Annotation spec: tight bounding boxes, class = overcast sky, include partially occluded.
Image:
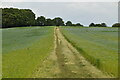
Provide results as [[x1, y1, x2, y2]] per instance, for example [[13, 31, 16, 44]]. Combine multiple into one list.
[[1, 0, 119, 26]]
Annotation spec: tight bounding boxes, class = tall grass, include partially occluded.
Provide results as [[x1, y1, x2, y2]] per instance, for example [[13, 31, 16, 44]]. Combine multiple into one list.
[[61, 27, 118, 77], [2, 27, 54, 78]]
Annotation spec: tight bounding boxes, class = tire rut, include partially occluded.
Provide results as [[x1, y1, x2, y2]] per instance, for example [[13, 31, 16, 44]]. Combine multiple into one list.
[[55, 27, 110, 78], [55, 28, 73, 77], [32, 27, 111, 78]]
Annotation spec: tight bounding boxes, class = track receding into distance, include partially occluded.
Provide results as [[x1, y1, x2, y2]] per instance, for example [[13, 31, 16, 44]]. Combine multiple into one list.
[[32, 27, 110, 78]]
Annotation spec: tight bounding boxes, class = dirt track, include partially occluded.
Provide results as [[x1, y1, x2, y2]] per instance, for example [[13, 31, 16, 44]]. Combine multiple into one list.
[[32, 27, 110, 78]]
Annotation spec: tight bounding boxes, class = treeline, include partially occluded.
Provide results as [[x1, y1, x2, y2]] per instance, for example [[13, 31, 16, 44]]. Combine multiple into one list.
[[89, 23, 120, 27], [89, 23, 107, 27], [1, 8, 120, 28], [112, 23, 120, 27], [2, 8, 83, 28], [2, 8, 36, 28]]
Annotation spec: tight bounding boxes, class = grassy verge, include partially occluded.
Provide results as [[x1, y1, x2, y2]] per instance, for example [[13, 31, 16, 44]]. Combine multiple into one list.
[[2, 27, 54, 78], [0, 29, 2, 79], [60, 27, 118, 77]]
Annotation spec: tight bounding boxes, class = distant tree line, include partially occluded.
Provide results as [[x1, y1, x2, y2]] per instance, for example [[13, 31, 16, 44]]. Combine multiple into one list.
[[112, 23, 120, 27], [1, 8, 120, 28], [89, 23, 107, 27], [66, 21, 83, 26], [89, 23, 120, 27], [1, 8, 83, 28]]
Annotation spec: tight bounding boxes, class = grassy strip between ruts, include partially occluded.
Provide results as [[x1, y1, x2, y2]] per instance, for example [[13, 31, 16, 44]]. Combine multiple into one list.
[[2, 27, 54, 78], [60, 27, 118, 77]]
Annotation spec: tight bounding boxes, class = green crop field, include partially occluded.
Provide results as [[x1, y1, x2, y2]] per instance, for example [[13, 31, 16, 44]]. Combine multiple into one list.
[[60, 27, 118, 77], [0, 29, 2, 79], [2, 27, 54, 78], [2, 26, 118, 78]]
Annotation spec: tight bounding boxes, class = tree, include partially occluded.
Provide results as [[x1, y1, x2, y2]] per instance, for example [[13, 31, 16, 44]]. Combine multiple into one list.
[[66, 21, 72, 26], [101, 23, 107, 27], [89, 23, 95, 27], [95, 24, 102, 27], [89, 23, 107, 27], [2, 8, 35, 28], [0, 8, 1, 28], [36, 16, 46, 26], [53, 17, 64, 26], [75, 23, 83, 26], [46, 18, 54, 26], [112, 23, 120, 27]]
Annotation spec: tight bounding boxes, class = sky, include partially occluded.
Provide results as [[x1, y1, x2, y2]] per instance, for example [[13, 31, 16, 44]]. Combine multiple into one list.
[[1, 0, 119, 26]]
